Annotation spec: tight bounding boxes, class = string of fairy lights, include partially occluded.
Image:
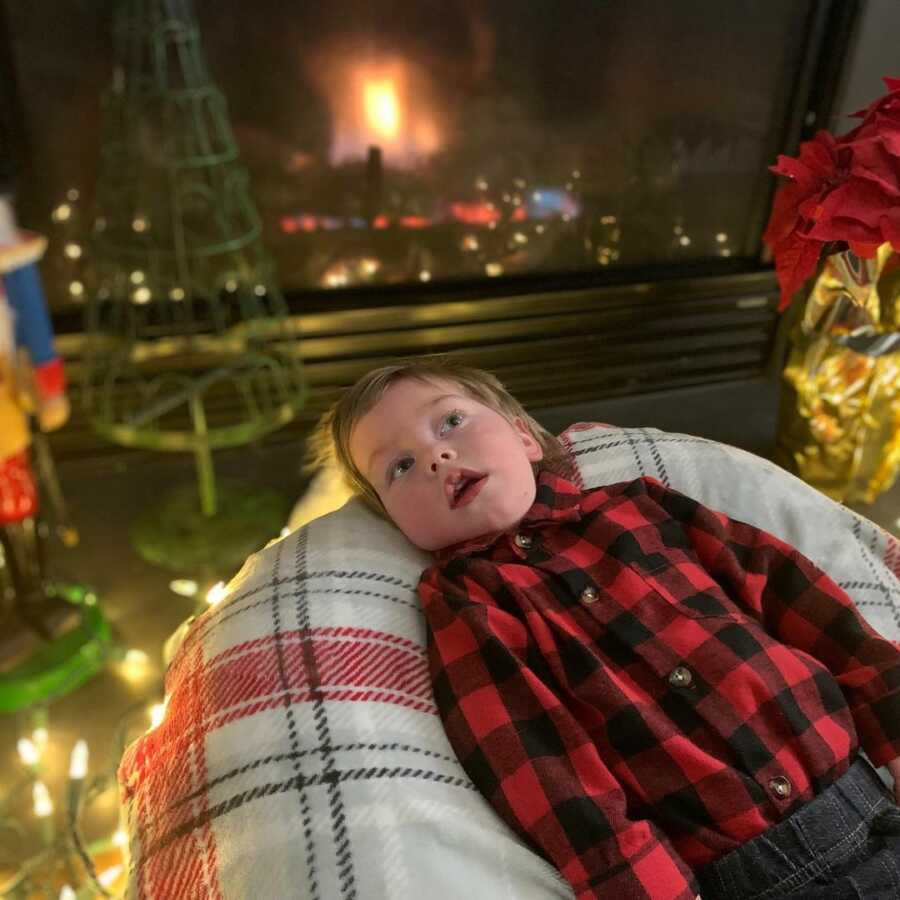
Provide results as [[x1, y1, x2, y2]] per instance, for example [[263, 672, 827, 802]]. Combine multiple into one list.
[[1, 582, 228, 898]]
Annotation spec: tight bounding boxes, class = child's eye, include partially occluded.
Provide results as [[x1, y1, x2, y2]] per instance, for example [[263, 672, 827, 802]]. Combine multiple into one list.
[[389, 456, 414, 482], [439, 410, 465, 435]]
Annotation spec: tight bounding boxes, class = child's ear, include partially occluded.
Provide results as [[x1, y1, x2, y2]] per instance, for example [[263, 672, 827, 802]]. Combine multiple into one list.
[[514, 418, 544, 462]]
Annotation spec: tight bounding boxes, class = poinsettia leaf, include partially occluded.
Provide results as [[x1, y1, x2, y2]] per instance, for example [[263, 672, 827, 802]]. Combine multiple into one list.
[[797, 193, 826, 220], [883, 76, 900, 93], [881, 208, 900, 251], [770, 132, 838, 188], [798, 133, 838, 178], [847, 134, 900, 196], [773, 236, 823, 310], [769, 154, 817, 189], [874, 109, 900, 157], [808, 179, 895, 239], [809, 212, 883, 244], [763, 182, 804, 244], [847, 241, 881, 258]]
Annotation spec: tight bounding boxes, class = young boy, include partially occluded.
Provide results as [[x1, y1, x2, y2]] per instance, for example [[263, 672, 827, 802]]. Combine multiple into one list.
[[324, 359, 900, 900]]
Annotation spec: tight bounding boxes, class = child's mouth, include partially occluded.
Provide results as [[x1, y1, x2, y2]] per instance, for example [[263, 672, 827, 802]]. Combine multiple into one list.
[[446, 471, 488, 509]]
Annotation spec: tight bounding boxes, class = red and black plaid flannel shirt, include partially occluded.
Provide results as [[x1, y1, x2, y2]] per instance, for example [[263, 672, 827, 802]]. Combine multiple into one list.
[[418, 471, 900, 900]]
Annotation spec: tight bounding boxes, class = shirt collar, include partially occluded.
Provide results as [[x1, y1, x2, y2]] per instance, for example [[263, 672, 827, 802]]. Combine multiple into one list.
[[435, 469, 583, 562]]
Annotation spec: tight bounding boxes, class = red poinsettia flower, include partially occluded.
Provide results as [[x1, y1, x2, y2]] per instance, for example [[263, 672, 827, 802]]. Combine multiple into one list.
[[764, 76, 900, 310]]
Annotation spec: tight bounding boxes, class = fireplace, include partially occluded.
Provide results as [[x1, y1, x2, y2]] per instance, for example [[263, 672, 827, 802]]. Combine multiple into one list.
[[0, 0, 862, 458]]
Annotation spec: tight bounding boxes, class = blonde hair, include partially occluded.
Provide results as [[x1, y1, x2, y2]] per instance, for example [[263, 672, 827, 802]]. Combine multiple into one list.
[[309, 358, 571, 517]]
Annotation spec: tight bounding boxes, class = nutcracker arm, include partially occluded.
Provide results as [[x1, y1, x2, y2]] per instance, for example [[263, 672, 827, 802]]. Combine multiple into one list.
[[5, 262, 64, 377], [1, 228, 70, 430]]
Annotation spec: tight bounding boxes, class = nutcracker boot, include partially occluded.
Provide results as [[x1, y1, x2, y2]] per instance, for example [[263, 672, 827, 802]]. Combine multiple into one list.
[[0, 518, 80, 645]]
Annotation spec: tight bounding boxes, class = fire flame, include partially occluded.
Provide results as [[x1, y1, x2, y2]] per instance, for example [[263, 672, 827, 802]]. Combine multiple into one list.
[[364, 79, 401, 140], [311, 51, 443, 169]]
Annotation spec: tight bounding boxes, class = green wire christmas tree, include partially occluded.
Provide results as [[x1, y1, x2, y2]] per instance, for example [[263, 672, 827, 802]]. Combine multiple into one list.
[[84, 0, 306, 570]]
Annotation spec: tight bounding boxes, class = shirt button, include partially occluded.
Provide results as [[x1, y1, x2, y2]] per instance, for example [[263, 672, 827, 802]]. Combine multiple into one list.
[[580, 586, 599, 604], [514, 533, 532, 549], [769, 776, 792, 799], [668, 665, 694, 688]]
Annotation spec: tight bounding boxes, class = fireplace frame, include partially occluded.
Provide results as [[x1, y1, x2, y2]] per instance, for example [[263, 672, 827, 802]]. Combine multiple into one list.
[[0, 0, 864, 460]]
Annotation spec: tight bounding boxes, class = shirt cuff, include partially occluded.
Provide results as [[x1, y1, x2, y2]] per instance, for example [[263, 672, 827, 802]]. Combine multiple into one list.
[[563, 829, 699, 900], [853, 688, 900, 767]]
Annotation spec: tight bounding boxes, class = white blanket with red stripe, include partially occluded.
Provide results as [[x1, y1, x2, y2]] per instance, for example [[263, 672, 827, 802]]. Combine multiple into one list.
[[119, 425, 900, 899]]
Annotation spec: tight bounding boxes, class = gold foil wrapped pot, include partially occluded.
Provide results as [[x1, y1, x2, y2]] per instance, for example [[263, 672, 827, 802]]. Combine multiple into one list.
[[777, 244, 900, 503]]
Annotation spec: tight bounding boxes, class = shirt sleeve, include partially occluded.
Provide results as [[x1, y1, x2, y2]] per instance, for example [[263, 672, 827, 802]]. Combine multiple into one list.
[[641, 477, 900, 768], [419, 566, 700, 900]]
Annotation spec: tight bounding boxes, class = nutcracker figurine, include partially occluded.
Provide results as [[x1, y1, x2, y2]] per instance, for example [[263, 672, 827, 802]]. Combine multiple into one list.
[[0, 186, 76, 660]]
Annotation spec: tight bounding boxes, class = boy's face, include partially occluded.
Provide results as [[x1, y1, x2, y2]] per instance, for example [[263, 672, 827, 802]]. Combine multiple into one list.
[[349, 377, 544, 551]]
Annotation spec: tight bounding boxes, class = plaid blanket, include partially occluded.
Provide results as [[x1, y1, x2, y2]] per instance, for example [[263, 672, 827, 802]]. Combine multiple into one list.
[[119, 425, 900, 899]]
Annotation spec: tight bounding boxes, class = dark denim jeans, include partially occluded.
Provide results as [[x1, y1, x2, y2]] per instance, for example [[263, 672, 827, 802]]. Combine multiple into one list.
[[695, 758, 900, 900]]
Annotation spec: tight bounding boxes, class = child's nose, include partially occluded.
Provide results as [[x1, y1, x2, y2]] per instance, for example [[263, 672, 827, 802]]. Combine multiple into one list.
[[430, 448, 455, 472]]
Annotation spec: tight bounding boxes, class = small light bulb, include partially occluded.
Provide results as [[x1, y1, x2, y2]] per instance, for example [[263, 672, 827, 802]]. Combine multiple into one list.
[[485, 262, 504, 278], [64, 242, 82, 260], [280, 526, 291, 538], [17, 737, 40, 766], [69, 739, 89, 780], [130, 270, 145, 285], [69, 281, 84, 298], [133, 286, 152, 304], [170, 287, 186, 301], [33, 781, 53, 817], [418, 270, 432, 282], [98, 864, 123, 888], [32, 727, 49, 749], [149, 700, 167, 730], [52, 204, 72, 223], [206, 581, 227, 606], [113, 828, 129, 847], [59, 886, 77, 900], [169, 579, 198, 597], [120, 647, 151, 683]]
